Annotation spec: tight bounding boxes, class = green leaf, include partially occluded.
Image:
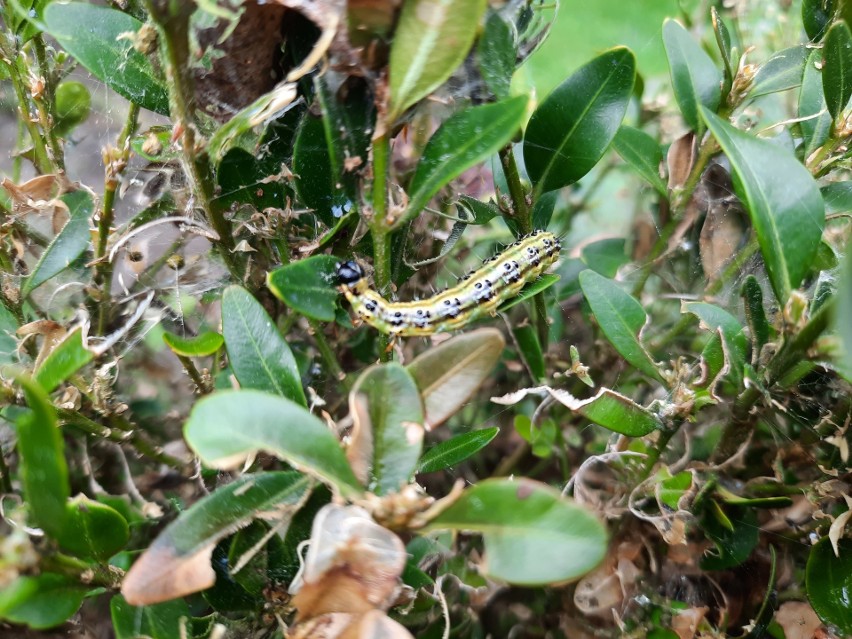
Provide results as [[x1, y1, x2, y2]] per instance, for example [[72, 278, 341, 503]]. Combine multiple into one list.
[[16, 377, 69, 538], [662, 19, 722, 132], [477, 12, 516, 99], [0, 574, 87, 629], [418, 427, 499, 474], [684, 301, 748, 388], [58, 496, 129, 561], [121, 472, 309, 605], [802, 0, 835, 41], [700, 505, 758, 570], [711, 7, 734, 85], [53, 80, 91, 137], [823, 21, 852, 119], [22, 190, 93, 298], [407, 328, 505, 428], [658, 470, 693, 510], [513, 324, 545, 381], [184, 390, 362, 497], [455, 195, 501, 225], [388, 0, 488, 120], [402, 96, 528, 227], [216, 148, 286, 212], [540, 386, 660, 436], [579, 270, 662, 381], [821, 181, 852, 213], [111, 594, 191, 639], [0, 303, 17, 365], [807, 538, 852, 634], [424, 479, 607, 585], [222, 286, 306, 406], [581, 238, 629, 278], [611, 126, 667, 196], [162, 331, 224, 357], [740, 276, 771, 362], [799, 49, 833, 158], [497, 273, 560, 312], [292, 113, 348, 227], [267, 255, 340, 322], [524, 47, 635, 194], [43, 3, 169, 114], [349, 364, 424, 494], [749, 45, 808, 98], [33, 327, 93, 393], [838, 250, 852, 378], [701, 108, 825, 303]]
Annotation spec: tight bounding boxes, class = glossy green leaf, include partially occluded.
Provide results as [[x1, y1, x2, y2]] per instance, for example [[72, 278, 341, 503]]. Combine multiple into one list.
[[750, 45, 807, 98], [388, 0, 488, 120], [6, 0, 50, 43], [162, 331, 224, 357], [684, 301, 748, 387], [700, 505, 758, 570], [22, 190, 92, 298], [581, 238, 629, 278], [418, 427, 499, 473], [43, 3, 169, 114], [349, 363, 424, 494], [802, 0, 835, 41], [267, 255, 340, 322], [524, 47, 635, 194], [579, 270, 662, 381], [293, 113, 347, 227], [16, 378, 69, 538], [663, 19, 722, 132], [658, 470, 693, 510], [33, 327, 93, 393], [513, 324, 545, 381], [540, 386, 660, 436], [701, 108, 825, 303], [0, 574, 87, 630], [111, 594, 191, 639], [696, 330, 726, 396], [455, 195, 501, 225], [58, 496, 129, 561], [711, 7, 734, 84], [0, 304, 17, 365], [823, 21, 852, 119], [807, 538, 852, 634], [424, 479, 607, 585], [121, 472, 309, 605], [478, 12, 516, 99], [821, 181, 852, 213], [612, 126, 667, 196], [497, 273, 560, 312], [216, 148, 286, 212], [740, 276, 771, 361], [402, 96, 528, 227], [184, 390, 362, 497], [838, 250, 852, 378], [53, 80, 91, 137], [222, 286, 306, 406], [799, 49, 833, 158]]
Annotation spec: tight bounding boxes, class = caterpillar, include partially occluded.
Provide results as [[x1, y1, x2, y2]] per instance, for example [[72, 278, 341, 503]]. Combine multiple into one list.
[[337, 231, 561, 336]]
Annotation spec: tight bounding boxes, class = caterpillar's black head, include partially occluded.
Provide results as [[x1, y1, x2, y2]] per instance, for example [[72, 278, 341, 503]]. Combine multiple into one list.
[[336, 260, 364, 286]]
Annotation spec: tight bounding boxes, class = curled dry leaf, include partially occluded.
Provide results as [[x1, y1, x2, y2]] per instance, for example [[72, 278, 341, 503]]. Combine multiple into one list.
[[828, 494, 852, 557], [667, 132, 695, 192], [346, 393, 373, 486], [289, 609, 414, 639], [573, 546, 641, 620], [290, 504, 406, 622], [671, 606, 708, 639]]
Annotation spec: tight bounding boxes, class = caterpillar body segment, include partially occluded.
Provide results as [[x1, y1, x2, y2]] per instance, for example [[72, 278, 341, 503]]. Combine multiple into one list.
[[336, 231, 561, 336]]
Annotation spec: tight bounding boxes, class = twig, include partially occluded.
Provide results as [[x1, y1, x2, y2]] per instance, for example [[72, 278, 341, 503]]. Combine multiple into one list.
[[30, 35, 66, 173], [370, 130, 393, 361]]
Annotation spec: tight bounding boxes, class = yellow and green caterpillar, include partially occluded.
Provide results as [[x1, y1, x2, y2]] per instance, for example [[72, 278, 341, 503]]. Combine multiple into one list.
[[337, 231, 561, 336]]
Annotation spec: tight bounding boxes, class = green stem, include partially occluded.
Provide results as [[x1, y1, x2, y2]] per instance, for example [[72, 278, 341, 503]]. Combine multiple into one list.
[[30, 35, 65, 173], [642, 425, 678, 478], [1, 54, 53, 174], [712, 298, 835, 462], [309, 319, 350, 391], [143, 0, 240, 281], [177, 353, 211, 394], [370, 131, 393, 361], [95, 102, 140, 336], [41, 553, 124, 589]]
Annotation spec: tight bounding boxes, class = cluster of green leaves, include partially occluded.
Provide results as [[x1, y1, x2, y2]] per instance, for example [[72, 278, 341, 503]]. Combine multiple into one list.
[[0, 0, 851, 637]]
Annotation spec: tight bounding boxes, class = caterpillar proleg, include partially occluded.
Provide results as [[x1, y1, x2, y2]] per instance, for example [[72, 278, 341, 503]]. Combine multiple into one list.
[[337, 231, 561, 336]]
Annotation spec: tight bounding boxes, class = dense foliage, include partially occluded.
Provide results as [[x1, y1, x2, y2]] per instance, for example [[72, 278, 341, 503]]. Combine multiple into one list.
[[0, 0, 851, 637]]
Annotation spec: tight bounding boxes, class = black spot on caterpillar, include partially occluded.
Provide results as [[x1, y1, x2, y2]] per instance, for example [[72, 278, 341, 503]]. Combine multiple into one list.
[[337, 231, 561, 336]]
